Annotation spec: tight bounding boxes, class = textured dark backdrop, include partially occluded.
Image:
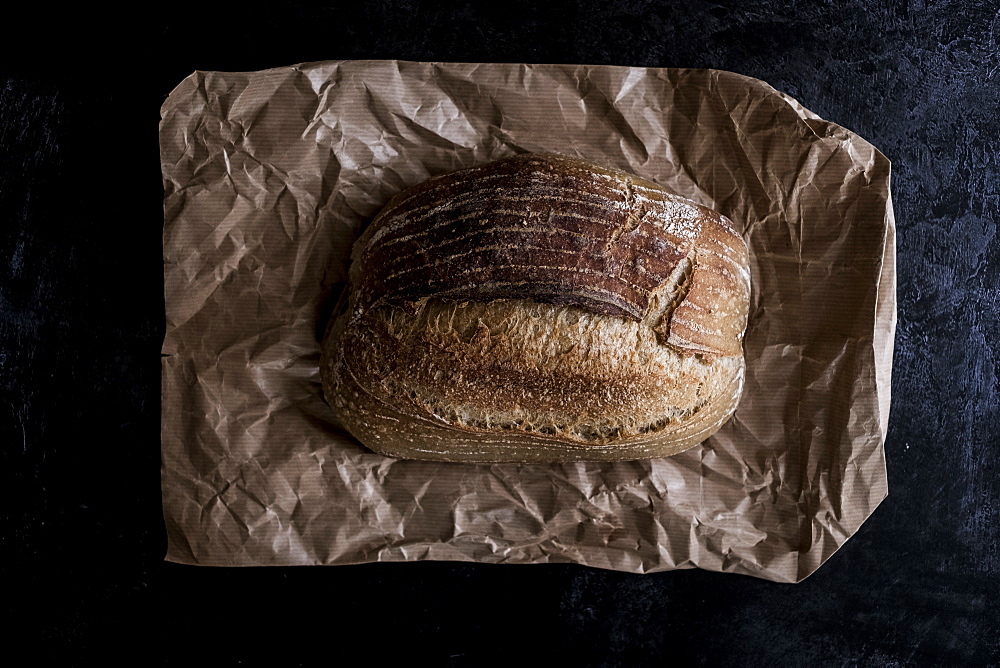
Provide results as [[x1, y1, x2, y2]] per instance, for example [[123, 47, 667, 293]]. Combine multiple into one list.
[[3, 1, 998, 664]]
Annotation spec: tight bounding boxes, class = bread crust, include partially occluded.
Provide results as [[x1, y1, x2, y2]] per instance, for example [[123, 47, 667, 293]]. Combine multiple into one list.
[[321, 154, 750, 462]]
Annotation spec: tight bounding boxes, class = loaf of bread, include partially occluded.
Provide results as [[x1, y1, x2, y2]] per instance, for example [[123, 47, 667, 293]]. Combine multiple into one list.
[[320, 154, 750, 462]]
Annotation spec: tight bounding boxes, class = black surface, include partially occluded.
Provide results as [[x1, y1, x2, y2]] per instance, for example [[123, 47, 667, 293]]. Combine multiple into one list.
[[4, 1, 998, 664]]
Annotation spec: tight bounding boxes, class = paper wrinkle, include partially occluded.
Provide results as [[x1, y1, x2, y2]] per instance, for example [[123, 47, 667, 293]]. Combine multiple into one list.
[[160, 61, 894, 582]]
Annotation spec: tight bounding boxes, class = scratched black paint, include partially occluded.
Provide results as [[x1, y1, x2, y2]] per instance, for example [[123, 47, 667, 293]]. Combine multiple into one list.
[[4, 0, 997, 663]]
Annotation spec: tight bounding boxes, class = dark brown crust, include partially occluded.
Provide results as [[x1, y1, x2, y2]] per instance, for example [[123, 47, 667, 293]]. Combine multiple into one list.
[[350, 153, 749, 357]]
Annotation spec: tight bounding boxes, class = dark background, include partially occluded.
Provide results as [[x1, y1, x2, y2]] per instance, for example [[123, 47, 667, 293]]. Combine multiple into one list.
[[3, 1, 998, 664]]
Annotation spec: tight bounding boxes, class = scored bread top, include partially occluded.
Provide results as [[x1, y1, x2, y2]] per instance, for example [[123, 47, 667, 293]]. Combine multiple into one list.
[[349, 153, 749, 357]]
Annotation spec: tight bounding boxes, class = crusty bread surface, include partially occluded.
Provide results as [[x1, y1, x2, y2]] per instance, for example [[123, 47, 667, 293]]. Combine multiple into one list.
[[321, 153, 750, 462]]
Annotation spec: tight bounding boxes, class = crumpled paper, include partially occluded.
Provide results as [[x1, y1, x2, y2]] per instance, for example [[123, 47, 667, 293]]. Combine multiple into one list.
[[159, 60, 894, 582]]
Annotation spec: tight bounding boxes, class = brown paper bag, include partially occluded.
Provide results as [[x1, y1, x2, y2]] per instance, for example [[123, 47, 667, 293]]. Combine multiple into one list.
[[160, 61, 894, 582]]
